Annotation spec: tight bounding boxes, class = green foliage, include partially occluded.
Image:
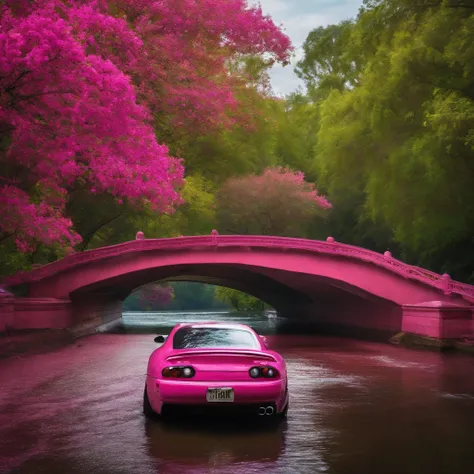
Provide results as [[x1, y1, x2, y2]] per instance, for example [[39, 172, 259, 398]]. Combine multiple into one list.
[[77, 174, 217, 249], [0, 240, 32, 276], [123, 281, 271, 312], [168, 282, 227, 311], [123, 282, 240, 311], [295, 21, 361, 90], [4, 0, 474, 287], [180, 96, 281, 183], [271, 96, 321, 181], [214, 286, 269, 312], [137, 174, 218, 238], [298, 0, 474, 281]]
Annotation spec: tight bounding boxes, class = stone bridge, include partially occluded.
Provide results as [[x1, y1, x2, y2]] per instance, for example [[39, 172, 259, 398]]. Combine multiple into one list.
[[1, 233, 473, 340]]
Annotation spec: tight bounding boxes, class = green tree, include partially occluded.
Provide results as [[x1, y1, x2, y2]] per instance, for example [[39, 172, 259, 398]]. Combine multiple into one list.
[[214, 286, 269, 311], [298, 0, 474, 281], [169, 282, 228, 310], [295, 21, 362, 91]]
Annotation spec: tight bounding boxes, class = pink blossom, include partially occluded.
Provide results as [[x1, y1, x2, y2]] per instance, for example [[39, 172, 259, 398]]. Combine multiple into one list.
[[217, 167, 332, 236], [0, 0, 292, 252]]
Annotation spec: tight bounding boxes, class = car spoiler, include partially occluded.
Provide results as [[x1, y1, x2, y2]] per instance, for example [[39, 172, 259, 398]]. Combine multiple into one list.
[[166, 349, 277, 362]]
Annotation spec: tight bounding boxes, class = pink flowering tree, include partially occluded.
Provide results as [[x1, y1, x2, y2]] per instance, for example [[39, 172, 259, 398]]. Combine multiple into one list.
[[217, 167, 332, 236], [0, 0, 292, 260], [105, 0, 292, 131], [123, 283, 174, 311], [137, 283, 175, 311], [0, 0, 183, 254]]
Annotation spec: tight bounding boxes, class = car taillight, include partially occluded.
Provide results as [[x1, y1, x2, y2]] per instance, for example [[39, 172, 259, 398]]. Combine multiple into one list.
[[249, 366, 279, 378], [162, 366, 195, 378]]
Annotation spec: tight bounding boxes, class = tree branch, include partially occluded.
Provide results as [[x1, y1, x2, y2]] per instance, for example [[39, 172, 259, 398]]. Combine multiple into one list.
[[0, 231, 16, 244], [10, 89, 77, 107], [79, 213, 124, 250], [3, 69, 31, 93]]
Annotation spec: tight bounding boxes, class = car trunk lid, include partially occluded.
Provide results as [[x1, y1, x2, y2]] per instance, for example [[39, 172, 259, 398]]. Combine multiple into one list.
[[165, 349, 277, 381]]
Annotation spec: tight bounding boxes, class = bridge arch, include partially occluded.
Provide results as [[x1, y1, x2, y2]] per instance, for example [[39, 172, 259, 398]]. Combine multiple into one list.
[[69, 263, 310, 312], [3, 235, 473, 339]]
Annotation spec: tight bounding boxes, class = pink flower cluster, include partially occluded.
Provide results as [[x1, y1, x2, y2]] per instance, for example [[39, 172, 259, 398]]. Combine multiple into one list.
[[237, 167, 332, 210], [0, 0, 292, 252], [109, 0, 293, 129], [217, 167, 331, 236], [0, 186, 81, 253], [138, 283, 174, 309]]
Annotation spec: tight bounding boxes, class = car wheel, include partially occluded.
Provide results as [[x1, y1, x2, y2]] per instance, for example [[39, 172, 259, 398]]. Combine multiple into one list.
[[143, 384, 157, 419], [279, 401, 289, 418]]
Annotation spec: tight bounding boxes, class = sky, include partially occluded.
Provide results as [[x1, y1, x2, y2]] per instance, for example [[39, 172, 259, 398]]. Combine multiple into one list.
[[250, 0, 363, 95]]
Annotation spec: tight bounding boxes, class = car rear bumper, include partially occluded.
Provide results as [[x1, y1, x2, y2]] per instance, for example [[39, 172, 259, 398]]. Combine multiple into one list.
[[146, 376, 288, 414], [162, 402, 277, 419]]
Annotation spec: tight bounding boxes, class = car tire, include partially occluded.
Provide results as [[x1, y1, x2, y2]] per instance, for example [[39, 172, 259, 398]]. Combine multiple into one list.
[[143, 384, 157, 419], [279, 382, 289, 418]]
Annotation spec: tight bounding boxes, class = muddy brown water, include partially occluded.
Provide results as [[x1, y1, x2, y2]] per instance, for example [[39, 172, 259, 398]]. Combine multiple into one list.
[[1, 311, 473, 474]]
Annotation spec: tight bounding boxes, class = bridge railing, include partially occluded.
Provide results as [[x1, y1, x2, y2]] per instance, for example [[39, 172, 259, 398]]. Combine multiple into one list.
[[2, 235, 474, 301], [212, 236, 468, 297]]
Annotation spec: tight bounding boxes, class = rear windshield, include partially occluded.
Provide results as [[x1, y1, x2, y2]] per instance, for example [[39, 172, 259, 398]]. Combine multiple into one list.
[[173, 327, 258, 350]]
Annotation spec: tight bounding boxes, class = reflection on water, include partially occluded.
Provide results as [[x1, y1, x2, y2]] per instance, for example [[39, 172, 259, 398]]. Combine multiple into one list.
[[0, 311, 474, 474], [146, 418, 287, 473]]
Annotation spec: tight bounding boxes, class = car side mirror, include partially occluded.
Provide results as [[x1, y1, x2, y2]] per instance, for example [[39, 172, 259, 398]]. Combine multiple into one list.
[[260, 335, 268, 344], [154, 335, 165, 343]]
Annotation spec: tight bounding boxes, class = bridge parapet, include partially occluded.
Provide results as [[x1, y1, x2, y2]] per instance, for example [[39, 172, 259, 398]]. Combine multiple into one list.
[[2, 235, 474, 302]]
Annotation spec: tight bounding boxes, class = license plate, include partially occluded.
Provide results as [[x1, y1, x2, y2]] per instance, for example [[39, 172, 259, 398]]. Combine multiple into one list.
[[206, 388, 234, 403]]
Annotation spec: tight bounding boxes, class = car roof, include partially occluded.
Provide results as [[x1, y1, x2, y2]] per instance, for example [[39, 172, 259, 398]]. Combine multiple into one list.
[[173, 321, 254, 331]]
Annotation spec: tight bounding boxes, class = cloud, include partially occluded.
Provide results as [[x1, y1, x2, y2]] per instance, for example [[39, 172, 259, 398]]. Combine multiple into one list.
[[254, 0, 291, 14], [250, 0, 363, 95], [282, 13, 333, 45]]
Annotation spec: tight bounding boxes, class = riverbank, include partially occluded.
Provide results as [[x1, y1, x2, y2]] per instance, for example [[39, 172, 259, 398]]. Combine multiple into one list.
[[390, 331, 474, 355], [2, 321, 473, 360], [0, 318, 122, 359], [0, 329, 77, 359]]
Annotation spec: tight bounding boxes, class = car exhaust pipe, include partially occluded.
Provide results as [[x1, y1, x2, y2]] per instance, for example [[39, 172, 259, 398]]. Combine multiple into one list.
[[265, 406, 274, 416], [257, 406, 266, 416]]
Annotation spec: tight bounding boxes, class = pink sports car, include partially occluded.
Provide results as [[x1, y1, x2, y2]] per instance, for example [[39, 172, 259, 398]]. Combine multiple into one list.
[[143, 322, 289, 419]]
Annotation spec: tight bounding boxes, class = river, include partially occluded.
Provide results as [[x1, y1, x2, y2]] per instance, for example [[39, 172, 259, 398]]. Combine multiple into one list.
[[1, 311, 474, 474]]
